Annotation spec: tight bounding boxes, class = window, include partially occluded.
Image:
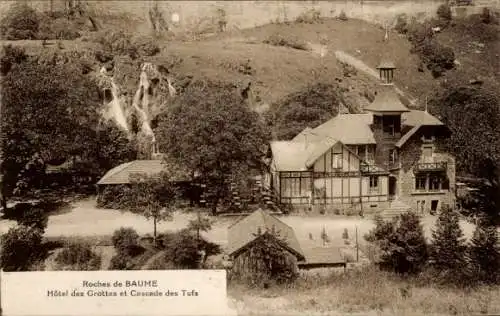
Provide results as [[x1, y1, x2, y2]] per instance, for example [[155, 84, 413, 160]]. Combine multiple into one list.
[[358, 145, 367, 161], [431, 200, 439, 212], [332, 153, 342, 170], [369, 176, 378, 191], [366, 145, 375, 162], [389, 149, 398, 165], [422, 145, 433, 162], [429, 175, 442, 191], [415, 175, 427, 190]]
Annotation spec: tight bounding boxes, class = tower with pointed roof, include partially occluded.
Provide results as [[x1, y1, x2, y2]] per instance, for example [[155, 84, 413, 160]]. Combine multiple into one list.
[[365, 59, 409, 191]]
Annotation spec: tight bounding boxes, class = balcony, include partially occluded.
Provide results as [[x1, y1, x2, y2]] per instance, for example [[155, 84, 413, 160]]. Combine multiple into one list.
[[360, 164, 387, 174], [415, 162, 447, 172]]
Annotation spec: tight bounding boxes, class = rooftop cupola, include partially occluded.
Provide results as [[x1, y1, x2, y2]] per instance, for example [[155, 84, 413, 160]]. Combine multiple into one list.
[[377, 60, 396, 85]]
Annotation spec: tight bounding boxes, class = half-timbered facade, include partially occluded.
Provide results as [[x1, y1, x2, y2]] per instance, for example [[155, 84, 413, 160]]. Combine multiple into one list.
[[268, 60, 456, 214]]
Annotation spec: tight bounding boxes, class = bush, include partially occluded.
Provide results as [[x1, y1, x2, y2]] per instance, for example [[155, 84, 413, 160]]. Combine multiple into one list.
[[395, 14, 409, 34], [338, 10, 348, 21], [437, 4, 452, 22], [37, 16, 81, 40], [263, 33, 309, 51], [109, 252, 135, 270], [295, 9, 322, 24], [112, 227, 139, 251], [54, 242, 101, 270], [0, 3, 40, 40], [157, 230, 221, 269], [132, 36, 161, 57], [0, 226, 43, 271], [1, 44, 27, 76], [365, 213, 428, 274]]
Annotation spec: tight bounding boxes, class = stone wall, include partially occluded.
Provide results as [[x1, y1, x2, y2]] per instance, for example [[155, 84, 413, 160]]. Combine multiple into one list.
[[398, 131, 456, 214]]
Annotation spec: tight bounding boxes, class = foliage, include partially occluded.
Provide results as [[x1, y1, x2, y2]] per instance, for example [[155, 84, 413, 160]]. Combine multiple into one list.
[[0, 45, 28, 76], [97, 185, 134, 209], [0, 58, 101, 203], [0, 226, 43, 271], [365, 213, 428, 275], [132, 36, 161, 57], [156, 79, 270, 214], [468, 222, 500, 284], [436, 4, 452, 23], [157, 229, 221, 269], [429, 205, 468, 285], [394, 14, 409, 35], [407, 23, 455, 78], [111, 227, 140, 251], [430, 86, 500, 224], [0, 3, 40, 40], [37, 15, 81, 40], [54, 242, 101, 270], [125, 173, 178, 244], [109, 252, 135, 270], [267, 82, 341, 140], [338, 10, 348, 22], [295, 9, 322, 24], [263, 33, 309, 51], [91, 31, 161, 59]]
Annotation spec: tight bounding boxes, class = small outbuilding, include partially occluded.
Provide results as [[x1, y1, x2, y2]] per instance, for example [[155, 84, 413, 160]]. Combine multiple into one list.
[[227, 209, 306, 275]]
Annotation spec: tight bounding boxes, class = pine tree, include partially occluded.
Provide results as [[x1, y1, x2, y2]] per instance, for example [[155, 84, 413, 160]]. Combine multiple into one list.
[[365, 213, 428, 274], [430, 205, 467, 283], [468, 222, 500, 284]]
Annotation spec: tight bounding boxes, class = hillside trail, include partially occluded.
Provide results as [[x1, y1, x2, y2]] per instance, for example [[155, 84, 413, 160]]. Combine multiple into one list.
[[334, 50, 417, 106]]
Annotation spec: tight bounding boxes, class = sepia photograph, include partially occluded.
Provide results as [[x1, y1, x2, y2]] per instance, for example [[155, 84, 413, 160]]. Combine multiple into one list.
[[0, 0, 499, 315]]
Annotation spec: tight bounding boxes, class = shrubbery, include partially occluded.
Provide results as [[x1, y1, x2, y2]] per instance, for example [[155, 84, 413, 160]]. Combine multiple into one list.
[[295, 9, 322, 24], [112, 227, 140, 251], [0, 3, 40, 40], [91, 31, 161, 59], [263, 33, 309, 51], [407, 23, 455, 78], [0, 226, 44, 271], [365, 213, 428, 274], [394, 14, 409, 34], [436, 4, 452, 23], [1, 45, 28, 76], [54, 242, 102, 270]]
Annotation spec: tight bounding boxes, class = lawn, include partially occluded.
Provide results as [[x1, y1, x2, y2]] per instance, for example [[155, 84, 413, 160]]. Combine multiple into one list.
[[0, 196, 478, 253]]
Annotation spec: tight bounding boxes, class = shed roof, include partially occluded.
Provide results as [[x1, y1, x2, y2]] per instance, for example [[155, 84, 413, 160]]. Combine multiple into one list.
[[364, 85, 410, 113], [227, 209, 305, 260], [97, 160, 191, 185]]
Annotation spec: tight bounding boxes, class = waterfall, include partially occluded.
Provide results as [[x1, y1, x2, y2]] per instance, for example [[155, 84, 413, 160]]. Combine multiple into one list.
[[109, 82, 129, 132], [132, 63, 156, 142]]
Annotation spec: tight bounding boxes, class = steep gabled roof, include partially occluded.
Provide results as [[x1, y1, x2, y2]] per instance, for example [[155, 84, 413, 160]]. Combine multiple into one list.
[[270, 141, 311, 171], [97, 160, 191, 185], [312, 114, 376, 144], [227, 209, 305, 260], [364, 85, 410, 113], [396, 110, 445, 148], [292, 127, 313, 142], [376, 60, 396, 69]]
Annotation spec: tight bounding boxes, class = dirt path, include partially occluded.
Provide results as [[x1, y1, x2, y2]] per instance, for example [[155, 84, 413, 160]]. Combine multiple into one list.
[[334, 50, 417, 106]]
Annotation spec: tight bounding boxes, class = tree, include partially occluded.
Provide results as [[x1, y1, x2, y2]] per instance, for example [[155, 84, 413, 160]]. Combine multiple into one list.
[[1, 57, 102, 206], [127, 173, 178, 245], [429, 205, 468, 284], [0, 226, 43, 271], [436, 4, 452, 23], [268, 82, 342, 140], [0, 2, 40, 40], [365, 213, 428, 275], [156, 79, 270, 215], [468, 222, 500, 284], [430, 86, 500, 224], [187, 210, 213, 244]]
